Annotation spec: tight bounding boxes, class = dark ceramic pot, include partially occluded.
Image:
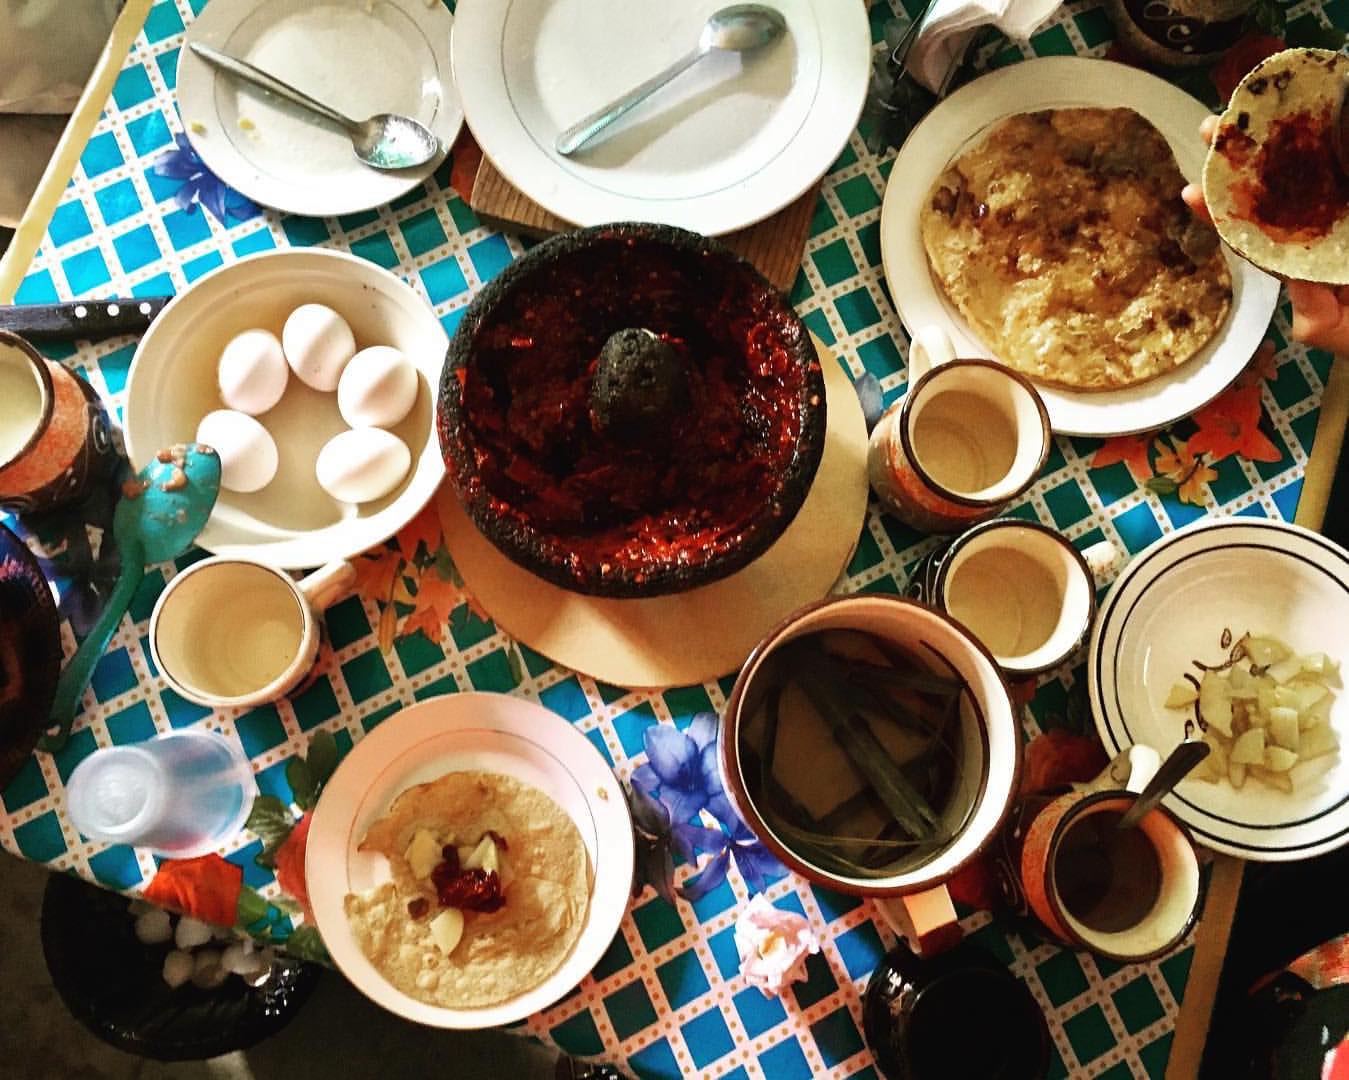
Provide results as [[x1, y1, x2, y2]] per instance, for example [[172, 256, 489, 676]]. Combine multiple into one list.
[[862, 942, 1050, 1080], [438, 222, 826, 598], [0, 521, 60, 787]]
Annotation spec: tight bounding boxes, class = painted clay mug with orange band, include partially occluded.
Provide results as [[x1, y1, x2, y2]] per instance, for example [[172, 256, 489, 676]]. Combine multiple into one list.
[[866, 325, 1051, 533], [720, 594, 1022, 958], [1003, 745, 1203, 962], [0, 331, 116, 513]]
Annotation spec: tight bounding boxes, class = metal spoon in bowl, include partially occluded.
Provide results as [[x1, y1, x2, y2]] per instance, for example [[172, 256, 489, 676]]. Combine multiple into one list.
[[188, 42, 439, 170], [1116, 738, 1211, 832], [554, 4, 787, 157]]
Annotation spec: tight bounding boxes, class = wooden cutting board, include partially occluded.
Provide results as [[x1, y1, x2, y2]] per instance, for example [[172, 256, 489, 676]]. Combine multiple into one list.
[[468, 153, 819, 295]]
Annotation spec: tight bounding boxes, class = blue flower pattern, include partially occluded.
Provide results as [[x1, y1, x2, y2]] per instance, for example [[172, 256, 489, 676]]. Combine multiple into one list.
[[153, 133, 259, 226], [627, 713, 785, 903]]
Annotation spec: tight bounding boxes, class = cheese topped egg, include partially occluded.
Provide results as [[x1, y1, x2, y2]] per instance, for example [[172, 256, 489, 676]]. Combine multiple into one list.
[[217, 329, 287, 415], [315, 428, 410, 504], [196, 409, 278, 493], [282, 304, 356, 391], [337, 346, 418, 428]]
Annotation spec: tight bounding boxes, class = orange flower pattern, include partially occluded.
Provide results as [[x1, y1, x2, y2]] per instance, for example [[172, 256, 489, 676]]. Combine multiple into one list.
[[143, 854, 243, 927], [1089, 345, 1283, 508]]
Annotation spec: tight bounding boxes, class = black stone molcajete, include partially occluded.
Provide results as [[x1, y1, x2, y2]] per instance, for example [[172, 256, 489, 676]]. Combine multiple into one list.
[[437, 222, 826, 598]]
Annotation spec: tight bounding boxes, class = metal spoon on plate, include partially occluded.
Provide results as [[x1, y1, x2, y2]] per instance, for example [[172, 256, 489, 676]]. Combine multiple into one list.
[[554, 3, 787, 157], [40, 446, 221, 752], [189, 42, 439, 170], [1115, 738, 1211, 832]]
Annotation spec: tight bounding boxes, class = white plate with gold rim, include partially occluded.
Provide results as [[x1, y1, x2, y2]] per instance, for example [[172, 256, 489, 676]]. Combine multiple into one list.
[[879, 57, 1281, 438], [450, 0, 870, 235], [178, 0, 462, 217], [306, 692, 634, 1028], [1090, 518, 1349, 861]]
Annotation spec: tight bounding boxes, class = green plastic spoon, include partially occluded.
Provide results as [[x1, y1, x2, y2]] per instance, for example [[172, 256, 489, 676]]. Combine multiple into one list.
[[40, 444, 221, 752]]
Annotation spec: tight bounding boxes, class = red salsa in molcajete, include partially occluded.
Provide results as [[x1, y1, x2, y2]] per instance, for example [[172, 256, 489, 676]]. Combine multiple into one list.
[[442, 231, 824, 595]]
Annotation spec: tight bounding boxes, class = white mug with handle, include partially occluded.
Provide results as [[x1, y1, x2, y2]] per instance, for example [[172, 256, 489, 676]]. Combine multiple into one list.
[[150, 556, 356, 708], [866, 324, 1052, 533]]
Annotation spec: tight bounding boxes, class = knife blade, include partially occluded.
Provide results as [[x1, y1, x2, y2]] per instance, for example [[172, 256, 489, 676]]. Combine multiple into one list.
[[0, 296, 172, 341]]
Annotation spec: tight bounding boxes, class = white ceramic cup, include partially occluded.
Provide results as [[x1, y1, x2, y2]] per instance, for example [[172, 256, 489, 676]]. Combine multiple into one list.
[[932, 520, 1120, 677], [867, 325, 1051, 533], [149, 557, 356, 708]]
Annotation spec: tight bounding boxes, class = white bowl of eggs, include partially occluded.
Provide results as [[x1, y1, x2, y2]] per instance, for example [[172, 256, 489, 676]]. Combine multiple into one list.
[[124, 249, 447, 569]]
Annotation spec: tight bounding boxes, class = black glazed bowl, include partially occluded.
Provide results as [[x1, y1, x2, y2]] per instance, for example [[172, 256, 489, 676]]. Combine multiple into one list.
[[437, 222, 826, 598], [41, 873, 320, 1060], [0, 521, 60, 789]]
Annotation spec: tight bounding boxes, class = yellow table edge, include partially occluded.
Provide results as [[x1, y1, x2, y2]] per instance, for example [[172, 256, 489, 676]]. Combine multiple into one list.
[[1, 5, 1345, 1072]]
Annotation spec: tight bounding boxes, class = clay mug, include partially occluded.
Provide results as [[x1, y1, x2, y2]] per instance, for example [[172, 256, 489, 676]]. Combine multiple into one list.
[[1004, 745, 1202, 962], [0, 331, 116, 513], [867, 325, 1051, 533]]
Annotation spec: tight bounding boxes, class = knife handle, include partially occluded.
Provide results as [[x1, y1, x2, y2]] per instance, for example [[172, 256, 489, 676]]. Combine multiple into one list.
[[0, 296, 172, 341]]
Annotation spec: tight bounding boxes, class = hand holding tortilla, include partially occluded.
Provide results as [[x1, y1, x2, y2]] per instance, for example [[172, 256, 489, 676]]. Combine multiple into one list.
[[343, 770, 592, 1009], [1201, 49, 1348, 287], [1183, 109, 1349, 359]]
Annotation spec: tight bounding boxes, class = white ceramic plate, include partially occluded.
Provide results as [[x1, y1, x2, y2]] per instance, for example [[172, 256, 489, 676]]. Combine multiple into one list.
[[306, 693, 634, 1027], [1089, 518, 1349, 861], [177, 0, 463, 217], [879, 58, 1281, 438], [450, 0, 870, 236], [124, 249, 447, 570]]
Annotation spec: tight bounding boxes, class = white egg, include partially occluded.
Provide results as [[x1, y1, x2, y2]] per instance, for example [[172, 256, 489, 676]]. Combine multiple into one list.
[[195, 409, 278, 493], [217, 328, 288, 414], [337, 346, 418, 428], [315, 428, 411, 504], [282, 304, 356, 391]]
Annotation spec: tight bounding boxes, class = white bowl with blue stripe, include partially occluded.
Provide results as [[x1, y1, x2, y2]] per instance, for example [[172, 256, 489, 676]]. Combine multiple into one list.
[[1089, 517, 1349, 861]]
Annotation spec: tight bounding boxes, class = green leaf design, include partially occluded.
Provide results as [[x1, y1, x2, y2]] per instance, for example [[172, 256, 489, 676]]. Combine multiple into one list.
[[305, 729, 338, 788], [245, 795, 295, 868], [1146, 476, 1179, 497], [287, 757, 319, 812], [505, 645, 524, 686], [236, 886, 272, 930], [285, 924, 331, 964]]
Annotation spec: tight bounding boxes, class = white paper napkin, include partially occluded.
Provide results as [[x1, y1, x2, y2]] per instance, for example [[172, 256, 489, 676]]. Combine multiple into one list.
[[905, 0, 1062, 93]]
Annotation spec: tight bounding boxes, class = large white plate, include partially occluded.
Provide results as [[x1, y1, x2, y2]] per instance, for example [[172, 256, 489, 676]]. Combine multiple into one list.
[[879, 58, 1281, 438], [1089, 519, 1349, 861], [177, 0, 463, 217], [450, 0, 870, 236], [306, 693, 634, 1027]]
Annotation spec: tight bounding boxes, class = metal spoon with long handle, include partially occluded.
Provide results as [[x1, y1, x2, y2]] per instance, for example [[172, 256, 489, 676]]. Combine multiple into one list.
[[189, 42, 439, 170], [1116, 738, 1211, 832], [554, 4, 787, 157]]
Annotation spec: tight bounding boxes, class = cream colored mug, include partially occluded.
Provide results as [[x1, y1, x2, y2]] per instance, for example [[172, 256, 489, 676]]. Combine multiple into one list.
[[149, 557, 355, 708], [867, 325, 1051, 533], [909, 519, 1120, 677]]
